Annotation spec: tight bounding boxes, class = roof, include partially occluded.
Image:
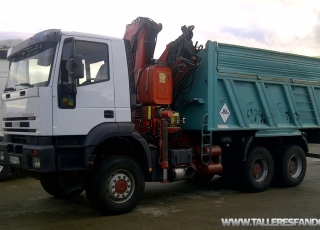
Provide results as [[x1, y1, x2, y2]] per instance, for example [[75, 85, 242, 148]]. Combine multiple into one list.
[[61, 31, 122, 42]]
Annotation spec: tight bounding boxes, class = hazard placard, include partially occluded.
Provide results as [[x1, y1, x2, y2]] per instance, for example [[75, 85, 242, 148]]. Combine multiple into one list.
[[219, 103, 230, 123]]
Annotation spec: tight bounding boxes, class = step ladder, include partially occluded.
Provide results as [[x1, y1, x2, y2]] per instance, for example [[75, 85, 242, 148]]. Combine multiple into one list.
[[201, 114, 212, 165]]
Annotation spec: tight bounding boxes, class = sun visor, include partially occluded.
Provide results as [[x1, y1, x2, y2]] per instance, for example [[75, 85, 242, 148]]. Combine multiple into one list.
[[7, 29, 61, 59]]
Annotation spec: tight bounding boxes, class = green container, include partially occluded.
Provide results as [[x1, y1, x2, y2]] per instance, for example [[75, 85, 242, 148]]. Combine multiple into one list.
[[177, 41, 320, 134]]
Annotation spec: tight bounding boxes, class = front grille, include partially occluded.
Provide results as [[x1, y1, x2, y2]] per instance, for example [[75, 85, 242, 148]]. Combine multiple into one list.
[[3, 129, 36, 133], [5, 122, 30, 127], [3, 116, 37, 134], [4, 117, 35, 121]]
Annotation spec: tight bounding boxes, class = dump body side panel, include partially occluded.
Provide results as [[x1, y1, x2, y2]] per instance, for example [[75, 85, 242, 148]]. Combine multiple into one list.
[[178, 41, 320, 132]]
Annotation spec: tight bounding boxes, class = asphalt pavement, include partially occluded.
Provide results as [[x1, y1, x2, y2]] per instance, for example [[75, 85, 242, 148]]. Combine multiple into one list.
[[1, 156, 320, 230]]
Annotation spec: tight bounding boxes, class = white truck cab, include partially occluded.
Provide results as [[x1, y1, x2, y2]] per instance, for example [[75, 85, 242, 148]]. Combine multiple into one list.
[[2, 30, 132, 137]]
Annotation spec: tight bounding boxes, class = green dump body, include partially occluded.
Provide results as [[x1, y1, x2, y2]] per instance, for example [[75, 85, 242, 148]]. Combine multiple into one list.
[[177, 41, 320, 134]]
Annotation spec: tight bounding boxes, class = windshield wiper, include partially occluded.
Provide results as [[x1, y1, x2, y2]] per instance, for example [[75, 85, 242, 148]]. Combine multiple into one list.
[[4, 87, 16, 92], [16, 83, 33, 88]]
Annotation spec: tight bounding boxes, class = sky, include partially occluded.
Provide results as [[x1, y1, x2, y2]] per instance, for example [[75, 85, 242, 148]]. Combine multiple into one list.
[[1, 0, 320, 58]]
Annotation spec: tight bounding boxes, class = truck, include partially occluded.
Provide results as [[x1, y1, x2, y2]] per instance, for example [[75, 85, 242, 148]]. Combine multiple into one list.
[[0, 17, 313, 214], [0, 39, 22, 180]]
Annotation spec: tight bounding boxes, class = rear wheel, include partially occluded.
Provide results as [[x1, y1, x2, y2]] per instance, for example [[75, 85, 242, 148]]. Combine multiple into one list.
[[85, 155, 145, 215], [243, 147, 274, 192], [274, 145, 306, 187]]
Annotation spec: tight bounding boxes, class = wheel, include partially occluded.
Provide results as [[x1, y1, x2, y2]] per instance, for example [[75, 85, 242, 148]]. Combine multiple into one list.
[[40, 173, 84, 199], [274, 145, 306, 187], [243, 147, 274, 192], [85, 155, 145, 215], [0, 164, 10, 181]]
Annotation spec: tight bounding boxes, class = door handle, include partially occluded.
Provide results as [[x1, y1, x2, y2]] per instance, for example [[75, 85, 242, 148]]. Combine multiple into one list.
[[104, 110, 114, 118]]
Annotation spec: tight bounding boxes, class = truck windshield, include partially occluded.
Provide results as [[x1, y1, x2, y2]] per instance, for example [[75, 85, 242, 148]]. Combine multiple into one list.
[[5, 42, 56, 91]]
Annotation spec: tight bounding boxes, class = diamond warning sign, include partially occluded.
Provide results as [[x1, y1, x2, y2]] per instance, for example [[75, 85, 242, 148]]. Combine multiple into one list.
[[219, 103, 230, 123]]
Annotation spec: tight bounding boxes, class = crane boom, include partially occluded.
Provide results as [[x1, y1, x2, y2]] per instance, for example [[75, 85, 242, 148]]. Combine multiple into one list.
[[124, 17, 202, 108]]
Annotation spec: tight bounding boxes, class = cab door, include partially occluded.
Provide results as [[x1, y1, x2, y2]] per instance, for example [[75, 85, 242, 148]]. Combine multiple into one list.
[[52, 36, 115, 135]]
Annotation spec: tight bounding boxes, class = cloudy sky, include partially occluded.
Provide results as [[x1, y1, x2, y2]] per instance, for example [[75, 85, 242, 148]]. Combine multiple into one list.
[[1, 0, 320, 57]]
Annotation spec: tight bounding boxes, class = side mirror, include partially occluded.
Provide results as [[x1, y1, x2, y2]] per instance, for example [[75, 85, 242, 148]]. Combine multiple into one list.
[[69, 55, 84, 79]]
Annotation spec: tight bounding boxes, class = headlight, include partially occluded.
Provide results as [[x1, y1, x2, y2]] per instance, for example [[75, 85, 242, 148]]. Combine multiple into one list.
[[32, 156, 40, 169]]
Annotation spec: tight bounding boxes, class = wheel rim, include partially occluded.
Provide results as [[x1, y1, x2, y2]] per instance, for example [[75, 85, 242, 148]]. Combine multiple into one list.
[[107, 169, 135, 204], [252, 157, 268, 183], [0, 165, 3, 172], [288, 154, 302, 178]]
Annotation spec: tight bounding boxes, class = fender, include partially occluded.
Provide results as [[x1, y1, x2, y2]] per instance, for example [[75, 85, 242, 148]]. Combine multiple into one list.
[[131, 131, 152, 170], [242, 136, 254, 161], [84, 122, 134, 146], [83, 122, 151, 170], [241, 130, 308, 161]]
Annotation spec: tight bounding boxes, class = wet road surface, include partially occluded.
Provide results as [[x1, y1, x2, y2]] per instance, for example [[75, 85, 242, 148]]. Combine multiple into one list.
[[1, 156, 320, 230]]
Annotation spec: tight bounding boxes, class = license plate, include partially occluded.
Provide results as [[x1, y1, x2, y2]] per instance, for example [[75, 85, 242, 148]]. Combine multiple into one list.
[[10, 156, 20, 164]]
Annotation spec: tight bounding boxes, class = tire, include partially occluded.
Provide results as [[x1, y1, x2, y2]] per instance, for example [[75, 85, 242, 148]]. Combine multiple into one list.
[[243, 147, 274, 192], [40, 173, 84, 199], [274, 145, 306, 187], [0, 164, 10, 181], [85, 155, 145, 215]]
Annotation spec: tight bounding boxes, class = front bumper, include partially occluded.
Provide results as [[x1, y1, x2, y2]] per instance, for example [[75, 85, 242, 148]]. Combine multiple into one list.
[[0, 142, 55, 172]]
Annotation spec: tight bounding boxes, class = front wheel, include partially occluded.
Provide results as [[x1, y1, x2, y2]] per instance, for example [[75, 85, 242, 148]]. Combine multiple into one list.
[[243, 147, 274, 192], [274, 145, 306, 187], [85, 155, 145, 215], [40, 173, 84, 199], [0, 164, 10, 181]]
